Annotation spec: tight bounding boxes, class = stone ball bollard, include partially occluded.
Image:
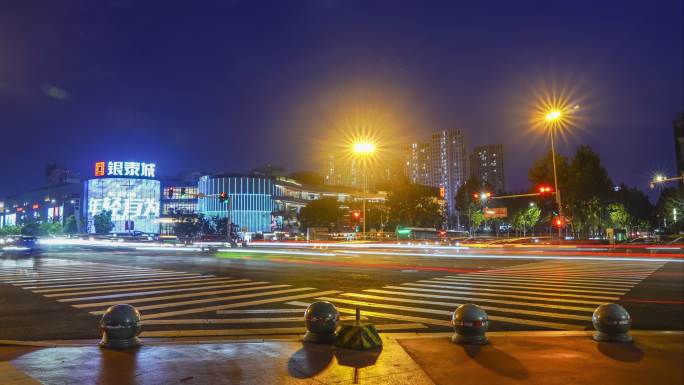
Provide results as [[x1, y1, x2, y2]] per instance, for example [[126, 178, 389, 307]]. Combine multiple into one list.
[[451, 304, 489, 345], [592, 303, 633, 343], [99, 304, 142, 349], [303, 301, 340, 344]]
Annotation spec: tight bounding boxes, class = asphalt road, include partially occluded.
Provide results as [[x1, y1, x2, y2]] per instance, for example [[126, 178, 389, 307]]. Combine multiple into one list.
[[0, 244, 682, 341]]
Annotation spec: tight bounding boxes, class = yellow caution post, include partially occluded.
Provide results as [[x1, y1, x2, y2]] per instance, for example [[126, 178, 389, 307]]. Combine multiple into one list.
[[334, 307, 382, 350]]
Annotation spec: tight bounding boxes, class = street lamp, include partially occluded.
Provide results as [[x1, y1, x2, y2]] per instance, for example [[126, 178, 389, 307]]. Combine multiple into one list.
[[650, 173, 683, 189], [351, 140, 377, 239], [352, 142, 376, 154], [544, 108, 565, 240]]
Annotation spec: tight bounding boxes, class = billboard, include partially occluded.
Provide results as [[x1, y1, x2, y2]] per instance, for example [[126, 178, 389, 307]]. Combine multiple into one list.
[[94, 161, 156, 178], [86, 178, 161, 234], [483, 207, 507, 218]]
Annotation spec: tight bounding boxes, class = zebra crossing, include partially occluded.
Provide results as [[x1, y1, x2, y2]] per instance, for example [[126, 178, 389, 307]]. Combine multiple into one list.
[[0, 258, 426, 338], [284, 260, 666, 331], [0, 258, 666, 336]]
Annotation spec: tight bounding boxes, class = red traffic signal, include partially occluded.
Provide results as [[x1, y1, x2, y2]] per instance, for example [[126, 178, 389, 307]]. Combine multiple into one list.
[[537, 185, 554, 194], [218, 192, 228, 203], [553, 216, 564, 228]]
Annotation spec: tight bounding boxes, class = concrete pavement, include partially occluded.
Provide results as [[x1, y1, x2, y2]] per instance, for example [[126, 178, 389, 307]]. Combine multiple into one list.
[[0, 336, 432, 385], [1, 331, 682, 385]]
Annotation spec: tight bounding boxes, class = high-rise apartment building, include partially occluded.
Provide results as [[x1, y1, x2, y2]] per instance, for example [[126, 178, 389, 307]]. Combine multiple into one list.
[[470, 144, 505, 193], [405, 142, 432, 186], [404, 129, 468, 218], [324, 153, 396, 191], [324, 155, 358, 188]]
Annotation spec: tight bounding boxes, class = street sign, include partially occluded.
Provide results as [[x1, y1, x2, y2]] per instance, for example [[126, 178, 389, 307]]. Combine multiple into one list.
[[483, 207, 507, 218]]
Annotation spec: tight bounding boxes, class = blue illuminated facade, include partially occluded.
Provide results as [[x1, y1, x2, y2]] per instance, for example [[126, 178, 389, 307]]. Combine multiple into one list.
[[198, 175, 275, 233]]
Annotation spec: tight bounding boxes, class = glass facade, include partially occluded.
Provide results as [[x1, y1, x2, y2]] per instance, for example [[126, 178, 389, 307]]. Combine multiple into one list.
[[198, 176, 275, 232], [86, 178, 161, 234], [162, 186, 198, 215]]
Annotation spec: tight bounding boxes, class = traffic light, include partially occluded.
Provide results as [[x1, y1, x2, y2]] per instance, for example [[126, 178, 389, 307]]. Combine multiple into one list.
[[219, 192, 228, 203], [168, 188, 174, 199], [537, 185, 554, 194], [180, 187, 186, 197], [473, 192, 491, 200], [351, 211, 361, 220], [553, 216, 564, 228]]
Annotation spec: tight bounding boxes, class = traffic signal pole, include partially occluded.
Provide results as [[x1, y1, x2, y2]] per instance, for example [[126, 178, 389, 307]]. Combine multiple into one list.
[[489, 192, 544, 200], [227, 198, 232, 245]]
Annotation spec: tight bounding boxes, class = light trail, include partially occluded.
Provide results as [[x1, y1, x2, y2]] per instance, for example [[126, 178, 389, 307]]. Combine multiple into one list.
[[216, 249, 336, 257], [335, 250, 683, 263]]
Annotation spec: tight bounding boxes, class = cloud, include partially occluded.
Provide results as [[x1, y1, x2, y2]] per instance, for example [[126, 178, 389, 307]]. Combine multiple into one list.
[[41, 84, 69, 100]]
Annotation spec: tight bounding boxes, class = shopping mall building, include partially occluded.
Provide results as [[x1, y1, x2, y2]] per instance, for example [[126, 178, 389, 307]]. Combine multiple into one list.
[[0, 160, 384, 235]]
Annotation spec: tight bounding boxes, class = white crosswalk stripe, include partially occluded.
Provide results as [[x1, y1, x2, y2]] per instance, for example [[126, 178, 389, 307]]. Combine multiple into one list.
[[298, 259, 665, 331], [0, 257, 664, 335], [0, 258, 427, 337]]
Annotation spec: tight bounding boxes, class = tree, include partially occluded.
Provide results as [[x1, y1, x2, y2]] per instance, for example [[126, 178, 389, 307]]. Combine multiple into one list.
[[386, 179, 444, 229], [613, 184, 654, 229], [567, 145, 613, 204], [173, 214, 202, 239], [93, 210, 115, 234], [21, 222, 41, 236], [213, 217, 232, 237], [0, 226, 22, 237], [607, 203, 631, 230], [656, 187, 684, 232], [64, 215, 79, 234], [298, 198, 341, 230], [469, 205, 485, 233], [455, 176, 494, 214], [528, 150, 570, 194], [528, 145, 614, 238], [574, 196, 603, 238], [455, 176, 493, 230], [40, 221, 63, 236], [511, 205, 541, 236]]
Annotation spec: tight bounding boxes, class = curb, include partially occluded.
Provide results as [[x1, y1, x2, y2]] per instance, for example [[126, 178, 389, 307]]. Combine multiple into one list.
[[1, 330, 681, 348]]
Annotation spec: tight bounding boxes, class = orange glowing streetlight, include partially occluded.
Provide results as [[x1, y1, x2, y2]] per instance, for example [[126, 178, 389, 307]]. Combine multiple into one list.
[[350, 139, 377, 239], [352, 141, 376, 155]]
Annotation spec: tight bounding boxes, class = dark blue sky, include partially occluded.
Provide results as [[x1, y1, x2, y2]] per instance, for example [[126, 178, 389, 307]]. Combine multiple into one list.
[[0, 0, 681, 197]]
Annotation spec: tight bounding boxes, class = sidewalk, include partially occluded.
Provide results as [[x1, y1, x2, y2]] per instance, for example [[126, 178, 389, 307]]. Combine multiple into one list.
[[0, 331, 682, 385]]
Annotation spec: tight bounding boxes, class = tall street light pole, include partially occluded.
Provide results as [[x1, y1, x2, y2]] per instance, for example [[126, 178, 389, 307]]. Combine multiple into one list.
[[352, 141, 376, 240], [545, 109, 563, 240]]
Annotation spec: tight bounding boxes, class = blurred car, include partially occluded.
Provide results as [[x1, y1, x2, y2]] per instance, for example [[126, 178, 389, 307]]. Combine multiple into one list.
[[108, 231, 157, 242], [1, 235, 43, 256]]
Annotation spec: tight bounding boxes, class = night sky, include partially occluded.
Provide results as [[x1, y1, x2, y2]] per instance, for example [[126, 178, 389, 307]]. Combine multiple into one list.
[[0, 1, 681, 198]]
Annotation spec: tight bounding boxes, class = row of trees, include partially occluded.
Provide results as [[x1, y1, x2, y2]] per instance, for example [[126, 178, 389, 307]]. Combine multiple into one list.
[[296, 144, 678, 238], [454, 145, 672, 237], [526, 145, 656, 237], [0, 214, 80, 237], [297, 179, 445, 232]]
